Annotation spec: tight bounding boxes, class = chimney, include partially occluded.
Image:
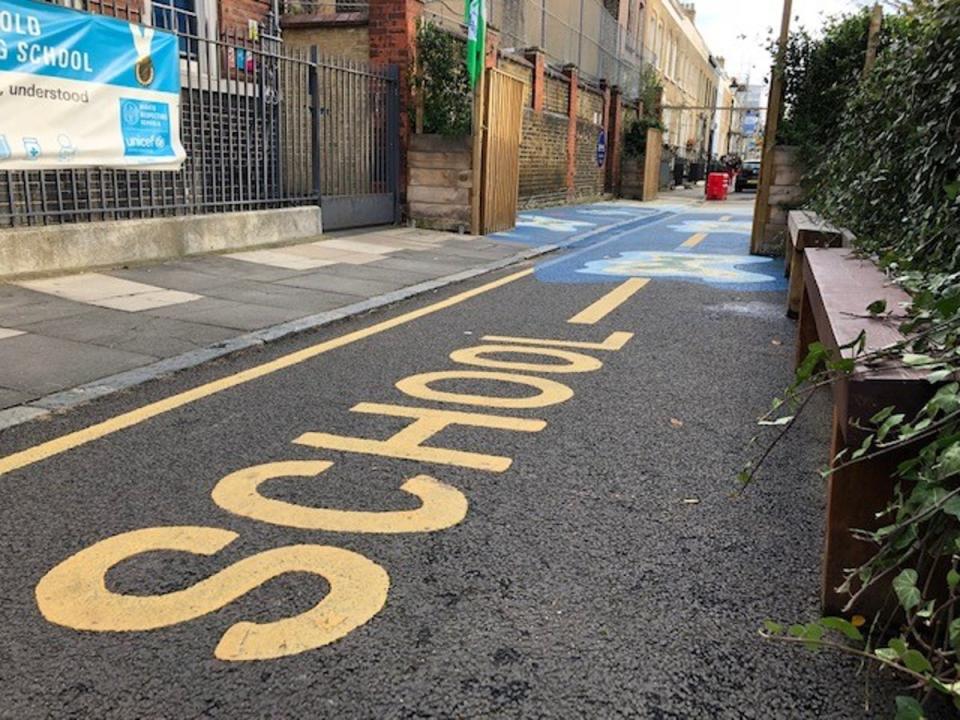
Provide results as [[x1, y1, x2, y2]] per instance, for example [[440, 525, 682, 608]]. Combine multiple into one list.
[[681, 3, 696, 23]]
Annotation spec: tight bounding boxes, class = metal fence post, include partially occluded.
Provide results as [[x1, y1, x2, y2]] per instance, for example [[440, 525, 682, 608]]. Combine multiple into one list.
[[387, 64, 401, 225], [310, 45, 322, 207]]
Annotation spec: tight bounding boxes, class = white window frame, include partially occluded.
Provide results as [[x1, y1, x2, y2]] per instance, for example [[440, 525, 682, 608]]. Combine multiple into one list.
[[143, 0, 220, 83]]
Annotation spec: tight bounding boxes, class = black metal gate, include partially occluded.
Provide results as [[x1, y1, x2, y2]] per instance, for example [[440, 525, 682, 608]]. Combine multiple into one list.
[[312, 55, 400, 231]]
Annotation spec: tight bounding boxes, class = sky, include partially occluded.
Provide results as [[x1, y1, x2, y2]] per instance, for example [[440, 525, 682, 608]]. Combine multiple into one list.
[[693, 0, 876, 86]]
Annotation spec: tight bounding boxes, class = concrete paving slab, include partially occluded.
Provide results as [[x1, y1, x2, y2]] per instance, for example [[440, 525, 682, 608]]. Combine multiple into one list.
[[394, 244, 517, 261], [225, 249, 337, 270], [172, 256, 315, 282], [369, 255, 475, 276], [0, 284, 51, 312], [200, 279, 357, 313], [332, 236, 426, 251], [15, 273, 202, 311], [16, 307, 238, 358], [0, 387, 32, 409], [319, 238, 401, 256], [0, 333, 155, 395], [281, 244, 363, 261], [110, 266, 235, 293], [274, 271, 404, 296], [314, 261, 439, 284], [142, 297, 308, 331], [92, 288, 202, 312], [0, 292, 97, 327]]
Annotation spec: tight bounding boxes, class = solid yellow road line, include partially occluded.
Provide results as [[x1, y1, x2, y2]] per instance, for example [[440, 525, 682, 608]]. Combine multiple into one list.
[[567, 278, 650, 325], [0, 268, 534, 478], [679, 232, 707, 248]]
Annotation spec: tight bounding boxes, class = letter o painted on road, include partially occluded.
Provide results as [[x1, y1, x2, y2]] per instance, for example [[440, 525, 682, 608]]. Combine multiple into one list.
[[396, 370, 573, 409], [450, 345, 603, 374]]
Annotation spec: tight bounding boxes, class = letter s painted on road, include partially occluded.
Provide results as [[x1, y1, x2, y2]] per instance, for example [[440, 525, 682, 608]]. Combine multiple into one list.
[[35, 526, 389, 661]]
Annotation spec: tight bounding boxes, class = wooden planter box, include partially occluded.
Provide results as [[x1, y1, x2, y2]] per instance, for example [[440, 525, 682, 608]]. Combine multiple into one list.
[[408, 134, 474, 232]]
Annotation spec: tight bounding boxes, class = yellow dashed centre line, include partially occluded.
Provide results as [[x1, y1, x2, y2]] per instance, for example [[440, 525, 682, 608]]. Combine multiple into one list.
[[568, 278, 650, 325], [0, 268, 535, 478], [679, 232, 708, 248]]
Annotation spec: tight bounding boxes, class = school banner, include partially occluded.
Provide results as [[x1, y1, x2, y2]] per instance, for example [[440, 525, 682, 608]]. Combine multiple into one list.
[[0, 0, 185, 170]]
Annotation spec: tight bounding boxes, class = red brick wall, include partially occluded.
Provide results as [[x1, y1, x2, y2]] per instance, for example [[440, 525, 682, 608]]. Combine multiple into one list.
[[220, 0, 273, 33], [573, 83, 607, 201], [519, 109, 569, 208]]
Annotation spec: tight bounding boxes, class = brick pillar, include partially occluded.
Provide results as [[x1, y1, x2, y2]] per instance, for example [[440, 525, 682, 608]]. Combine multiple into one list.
[[368, 0, 421, 204], [564, 65, 579, 202], [525, 48, 546, 112], [607, 85, 623, 195]]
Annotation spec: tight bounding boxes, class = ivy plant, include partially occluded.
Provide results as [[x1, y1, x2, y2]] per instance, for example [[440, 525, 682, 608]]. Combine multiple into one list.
[[744, 2, 960, 717], [413, 20, 472, 137]]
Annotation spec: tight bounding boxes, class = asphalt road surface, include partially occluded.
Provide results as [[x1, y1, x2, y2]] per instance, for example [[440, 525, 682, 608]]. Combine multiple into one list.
[[0, 203, 915, 718]]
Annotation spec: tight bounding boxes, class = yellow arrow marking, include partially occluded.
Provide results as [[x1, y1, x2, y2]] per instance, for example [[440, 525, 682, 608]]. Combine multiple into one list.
[[568, 278, 650, 325]]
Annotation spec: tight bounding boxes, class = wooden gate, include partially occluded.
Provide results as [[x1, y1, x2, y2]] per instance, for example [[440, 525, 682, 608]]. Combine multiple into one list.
[[479, 69, 525, 234]]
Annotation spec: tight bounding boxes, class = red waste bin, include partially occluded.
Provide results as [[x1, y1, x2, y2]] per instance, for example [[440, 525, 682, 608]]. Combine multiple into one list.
[[705, 172, 728, 201]]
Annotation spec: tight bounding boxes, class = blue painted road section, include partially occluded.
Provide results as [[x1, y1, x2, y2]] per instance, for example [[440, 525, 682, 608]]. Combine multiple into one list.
[[490, 202, 787, 293]]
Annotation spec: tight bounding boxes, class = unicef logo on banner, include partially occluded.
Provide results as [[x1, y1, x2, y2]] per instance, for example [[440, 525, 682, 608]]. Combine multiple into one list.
[[120, 98, 174, 158]]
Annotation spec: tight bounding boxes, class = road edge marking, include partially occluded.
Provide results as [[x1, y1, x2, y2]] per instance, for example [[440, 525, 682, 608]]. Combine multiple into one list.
[[0, 269, 534, 478], [567, 278, 650, 325]]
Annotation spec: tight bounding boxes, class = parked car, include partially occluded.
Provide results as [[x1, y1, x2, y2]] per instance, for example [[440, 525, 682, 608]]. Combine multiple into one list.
[[735, 160, 761, 192]]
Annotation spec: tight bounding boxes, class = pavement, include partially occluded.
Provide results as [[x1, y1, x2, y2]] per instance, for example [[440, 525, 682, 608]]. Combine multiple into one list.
[[0, 189, 937, 718]]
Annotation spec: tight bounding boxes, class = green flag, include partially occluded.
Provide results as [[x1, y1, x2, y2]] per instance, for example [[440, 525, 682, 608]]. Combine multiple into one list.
[[465, 0, 486, 88]]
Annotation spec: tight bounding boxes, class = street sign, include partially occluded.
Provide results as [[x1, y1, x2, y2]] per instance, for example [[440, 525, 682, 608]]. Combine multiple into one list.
[[596, 130, 607, 167]]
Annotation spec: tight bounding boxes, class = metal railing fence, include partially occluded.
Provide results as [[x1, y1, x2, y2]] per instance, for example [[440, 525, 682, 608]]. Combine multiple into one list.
[[0, 1, 318, 228]]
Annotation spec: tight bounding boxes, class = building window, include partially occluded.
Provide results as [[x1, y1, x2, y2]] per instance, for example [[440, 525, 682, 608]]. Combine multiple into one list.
[[149, 0, 209, 58]]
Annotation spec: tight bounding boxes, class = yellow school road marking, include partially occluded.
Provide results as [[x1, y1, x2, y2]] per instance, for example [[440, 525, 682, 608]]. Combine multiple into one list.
[[35, 525, 389, 661], [679, 232, 708, 248], [568, 278, 650, 325], [0, 268, 534, 478], [720, 215, 733, 222]]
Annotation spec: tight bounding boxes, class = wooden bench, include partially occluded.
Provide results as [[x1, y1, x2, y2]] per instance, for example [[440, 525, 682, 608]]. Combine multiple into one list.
[[798, 249, 930, 615], [786, 211, 845, 318]]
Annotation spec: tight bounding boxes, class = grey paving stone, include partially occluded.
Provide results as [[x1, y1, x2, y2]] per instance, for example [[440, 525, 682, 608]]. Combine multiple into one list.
[[200, 279, 358, 312], [0, 284, 45, 311], [394, 245, 515, 262], [0, 289, 92, 327], [0, 334, 156, 395], [109, 265, 234, 293], [0, 387, 33, 410], [309, 262, 436, 284], [274, 272, 403, 296], [17, 307, 238, 358], [367, 255, 473, 276], [142, 297, 308, 331], [164, 256, 310, 282]]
